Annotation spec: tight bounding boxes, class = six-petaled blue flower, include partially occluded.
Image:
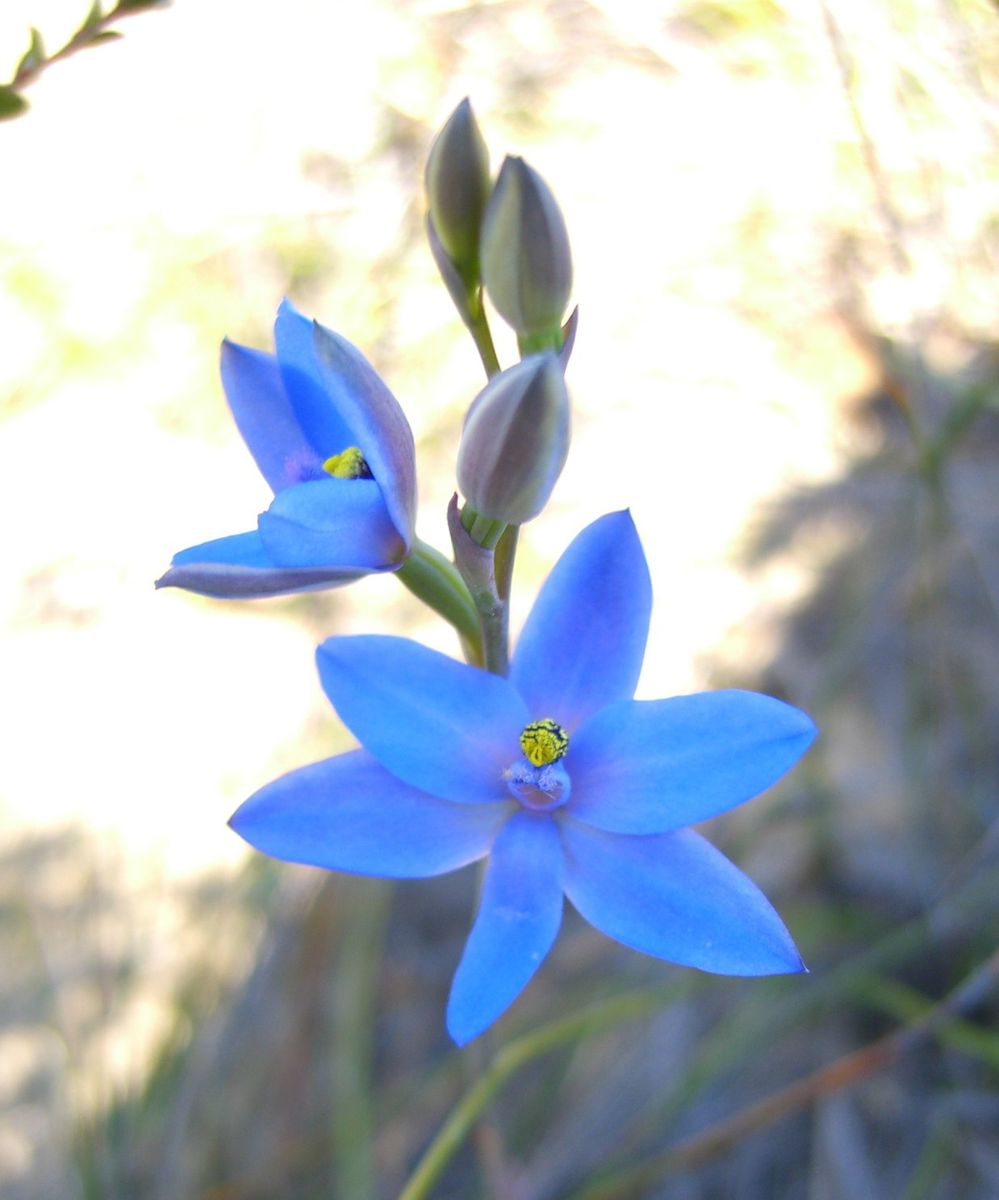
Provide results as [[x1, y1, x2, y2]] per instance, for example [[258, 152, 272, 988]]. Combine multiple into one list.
[[231, 511, 816, 1044], [156, 299, 416, 598]]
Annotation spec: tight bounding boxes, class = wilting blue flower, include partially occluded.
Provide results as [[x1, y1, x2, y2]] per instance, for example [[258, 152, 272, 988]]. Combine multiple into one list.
[[231, 511, 816, 1043], [157, 300, 416, 599]]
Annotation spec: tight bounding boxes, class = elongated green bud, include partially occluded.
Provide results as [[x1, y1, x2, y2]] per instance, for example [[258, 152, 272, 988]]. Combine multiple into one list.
[[425, 98, 491, 289], [457, 353, 569, 525], [480, 156, 572, 346]]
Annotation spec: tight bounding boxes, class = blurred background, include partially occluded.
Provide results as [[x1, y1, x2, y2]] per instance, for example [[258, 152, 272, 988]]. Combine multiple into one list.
[[2, 0, 998, 1196]]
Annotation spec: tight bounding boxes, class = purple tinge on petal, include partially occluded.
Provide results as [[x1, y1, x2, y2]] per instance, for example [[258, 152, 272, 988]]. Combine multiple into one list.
[[219, 339, 320, 493], [231, 750, 513, 877], [316, 636, 529, 805], [156, 530, 378, 599], [511, 510, 652, 731], [560, 817, 805, 976], [258, 478, 406, 569], [447, 811, 564, 1044], [568, 691, 818, 835], [273, 300, 356, 464], [311, 319, 417, 550]]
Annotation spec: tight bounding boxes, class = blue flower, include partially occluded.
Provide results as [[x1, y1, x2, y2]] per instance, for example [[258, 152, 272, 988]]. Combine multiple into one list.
[[157, 300, 416, 599], [231, 511, 816, 1043]]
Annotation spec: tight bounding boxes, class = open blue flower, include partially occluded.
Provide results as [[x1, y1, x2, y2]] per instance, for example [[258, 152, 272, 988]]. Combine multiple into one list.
[[157, 300, 416, 598], [231, 511, 816, 1043]]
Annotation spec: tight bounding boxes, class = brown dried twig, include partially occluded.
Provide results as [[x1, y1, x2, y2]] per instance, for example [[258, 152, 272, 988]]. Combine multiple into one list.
[[571, 947, 999, 1200]]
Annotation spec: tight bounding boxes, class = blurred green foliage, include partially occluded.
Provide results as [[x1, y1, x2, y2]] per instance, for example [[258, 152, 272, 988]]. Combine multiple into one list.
[[2, 2, 168, 120]]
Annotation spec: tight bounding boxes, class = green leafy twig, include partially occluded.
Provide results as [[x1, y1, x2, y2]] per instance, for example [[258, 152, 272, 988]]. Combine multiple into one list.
[[1, 0, 168, 120]]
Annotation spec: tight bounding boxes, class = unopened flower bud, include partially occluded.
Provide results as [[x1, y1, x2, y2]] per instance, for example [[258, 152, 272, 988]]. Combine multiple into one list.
[[425, 98, 491, 289], [480, 156, 572, 347], [457, 354, 570, 525]]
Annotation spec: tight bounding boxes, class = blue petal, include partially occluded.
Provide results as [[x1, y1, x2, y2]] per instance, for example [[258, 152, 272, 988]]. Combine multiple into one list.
[[447, 811, 563, 1044], [273, 300, 417, 549], [258, 478, 405, 569], [510, 511, 651, 731], [231, 750, 513, 877], [219, 339, 319, 493], [312, 318, 417, 549], [316, 636, 529, 805], [156, 530, 373, 598], [561, 818, 805, 975], [569, 692, 817, 834], [273, 300, 355, 460]]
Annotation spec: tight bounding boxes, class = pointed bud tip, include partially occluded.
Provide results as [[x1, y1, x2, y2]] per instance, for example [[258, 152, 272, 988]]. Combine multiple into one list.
[[481, 155, 572, 338], [426, 98, 491, 278]]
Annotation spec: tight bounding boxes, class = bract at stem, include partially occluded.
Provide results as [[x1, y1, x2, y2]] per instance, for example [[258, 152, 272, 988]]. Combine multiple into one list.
[[466, 288, 502, 378], [448, 496, 511, 676]]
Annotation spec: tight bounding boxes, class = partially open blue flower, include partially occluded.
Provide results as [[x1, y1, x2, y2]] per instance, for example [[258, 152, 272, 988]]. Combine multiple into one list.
[[157, 300, 416, 598], [231, 511, 816, 1043]]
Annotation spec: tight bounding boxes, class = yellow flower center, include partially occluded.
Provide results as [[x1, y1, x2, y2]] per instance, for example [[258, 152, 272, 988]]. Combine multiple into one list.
[[519, 718, 569, 767], [323, 446, 371, 480]]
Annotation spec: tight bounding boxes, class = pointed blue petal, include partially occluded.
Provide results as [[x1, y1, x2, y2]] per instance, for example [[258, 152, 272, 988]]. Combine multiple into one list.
[[561, 818, 805, 976], [273, 300, 416, 548], [273, 299, 355, 459], [258, 478, 405, 569], [447, 812, 563, 1045], [569, 692, 817, 834], [510, 511, 651, 731], [220, 340, 319, 493], [231, 750, 513, 877], [156, 530, 374, 598], [170, 529, 274, 568], [316, 636, 529, 805], [311, 318, 417, 549]]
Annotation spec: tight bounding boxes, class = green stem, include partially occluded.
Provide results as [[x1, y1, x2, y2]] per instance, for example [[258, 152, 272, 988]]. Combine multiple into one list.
[[450, 502, 514, 675], [478, 592, 508, 676], [467, 513, 506, 550], [396, 538, 482, 651], [494, 525, 519, 604], [330, 879, 392, 1200], [466, 290, 501, 378], [517, 326, 565, 357], [397, 980, 695, 1200], [476, 525, 518, 677]]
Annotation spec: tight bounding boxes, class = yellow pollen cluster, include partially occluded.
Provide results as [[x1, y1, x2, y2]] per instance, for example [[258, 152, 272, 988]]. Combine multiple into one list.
[[323, 446, 371, 480], [519, 718, 569, 767]]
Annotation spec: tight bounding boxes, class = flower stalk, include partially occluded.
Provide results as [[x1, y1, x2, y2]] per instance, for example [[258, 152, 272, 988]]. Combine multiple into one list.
[[396, 537, 482, 654], [466, 290, 502, 379], [426, 217, 501, 379], [448, 496, 510, 675]]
